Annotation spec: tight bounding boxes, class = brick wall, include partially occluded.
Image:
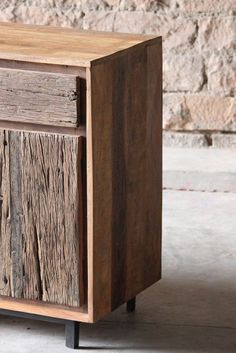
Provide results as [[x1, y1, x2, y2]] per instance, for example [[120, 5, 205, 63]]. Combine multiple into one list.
[[0, 0, 235, 147]]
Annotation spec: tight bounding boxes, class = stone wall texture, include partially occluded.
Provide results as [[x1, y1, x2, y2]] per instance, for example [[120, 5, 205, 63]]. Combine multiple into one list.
[[0, 0, 235, 147]]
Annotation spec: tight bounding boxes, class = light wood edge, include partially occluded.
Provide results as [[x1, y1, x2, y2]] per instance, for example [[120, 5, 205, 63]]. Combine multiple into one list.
[[0, 297, 90, 322], [0, 120, 86, 137], [0, 59, 86, 79], [85, 67, 94, 323]]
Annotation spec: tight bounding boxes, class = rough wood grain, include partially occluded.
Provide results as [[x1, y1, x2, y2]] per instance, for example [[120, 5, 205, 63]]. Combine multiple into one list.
[[87, 37, 162, 322], [0, 130, 84, 307], [0, 68, 80, 127]]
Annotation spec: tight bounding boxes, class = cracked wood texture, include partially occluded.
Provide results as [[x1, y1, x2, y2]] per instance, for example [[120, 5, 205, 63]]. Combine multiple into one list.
[[0, 130, 84, 307], [0, 68, 80, 127]]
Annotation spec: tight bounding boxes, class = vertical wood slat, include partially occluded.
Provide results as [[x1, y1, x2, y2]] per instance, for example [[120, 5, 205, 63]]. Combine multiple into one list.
[[0, 130, 84, 307]]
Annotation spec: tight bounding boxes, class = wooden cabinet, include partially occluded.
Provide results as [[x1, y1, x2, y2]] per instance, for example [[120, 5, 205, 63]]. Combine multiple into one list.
[[0, 22, 162, 348]]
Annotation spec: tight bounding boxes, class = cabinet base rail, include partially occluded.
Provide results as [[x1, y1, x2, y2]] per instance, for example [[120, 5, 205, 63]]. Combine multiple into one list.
[[0, 297, 136, 350]]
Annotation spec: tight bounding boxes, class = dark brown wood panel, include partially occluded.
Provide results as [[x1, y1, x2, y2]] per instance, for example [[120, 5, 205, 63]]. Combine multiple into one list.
[[0, 130, 84, 307], [0, 68, 80, 127], [88, 37, 162, 321]]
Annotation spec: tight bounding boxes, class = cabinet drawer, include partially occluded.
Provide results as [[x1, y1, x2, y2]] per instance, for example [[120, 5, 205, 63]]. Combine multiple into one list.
[[0, 68, 80, 127], [0, 130, 85, 307]]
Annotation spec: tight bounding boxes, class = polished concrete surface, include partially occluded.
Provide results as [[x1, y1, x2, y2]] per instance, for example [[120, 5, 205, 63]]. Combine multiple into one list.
[[0, 190, 235, 352]]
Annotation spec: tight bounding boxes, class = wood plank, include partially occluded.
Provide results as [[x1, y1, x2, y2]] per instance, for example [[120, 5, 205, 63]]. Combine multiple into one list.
[[0, 130, 84, 307], [0, 296, 90, 322], [87, 62, 113, 322], [0, 22, 156, 67], [87, 38, 162, 322], [0, 68, 80, 127], [0, 59, 86, 79], [0, 120, 86, 137]]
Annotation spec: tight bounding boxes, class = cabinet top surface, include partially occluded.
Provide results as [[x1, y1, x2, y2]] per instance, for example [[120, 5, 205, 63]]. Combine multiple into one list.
[[0, 22, 157, 68]]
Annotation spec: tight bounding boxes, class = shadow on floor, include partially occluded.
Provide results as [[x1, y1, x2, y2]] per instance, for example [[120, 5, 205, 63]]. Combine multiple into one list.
[[1, 276, 236, 353]]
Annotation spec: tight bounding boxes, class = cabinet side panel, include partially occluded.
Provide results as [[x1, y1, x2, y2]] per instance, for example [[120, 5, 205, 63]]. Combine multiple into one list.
[[90, 38, 162, 321], [0, 131, 84, 307]]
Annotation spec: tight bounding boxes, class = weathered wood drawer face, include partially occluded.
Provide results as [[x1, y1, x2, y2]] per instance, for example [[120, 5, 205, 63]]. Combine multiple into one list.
[[0, 130, 84, 307], [0, 68, 79, 127]]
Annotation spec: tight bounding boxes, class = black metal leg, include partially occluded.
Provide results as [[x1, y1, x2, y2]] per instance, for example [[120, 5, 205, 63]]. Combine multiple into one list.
[[0, 309, 80, 349], [127, 297, 136, 313], [65, 321, 80, 349]]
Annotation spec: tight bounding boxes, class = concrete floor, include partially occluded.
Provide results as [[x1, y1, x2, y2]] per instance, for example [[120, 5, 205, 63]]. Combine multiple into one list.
[[164, 147, 236, 192], [0, 190, 236, 352]]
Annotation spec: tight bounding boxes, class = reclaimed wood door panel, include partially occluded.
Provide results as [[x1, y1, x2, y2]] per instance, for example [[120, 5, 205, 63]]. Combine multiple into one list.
[[0, 130, 84, 307]]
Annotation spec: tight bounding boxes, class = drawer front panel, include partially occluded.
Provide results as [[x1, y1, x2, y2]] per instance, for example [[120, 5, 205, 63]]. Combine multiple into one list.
[[0, 68, 79, 127], [0, 130, 84, 307]]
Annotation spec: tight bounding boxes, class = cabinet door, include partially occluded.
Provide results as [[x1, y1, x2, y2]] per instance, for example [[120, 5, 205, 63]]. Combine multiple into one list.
[[0, 130, 85, 307]]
